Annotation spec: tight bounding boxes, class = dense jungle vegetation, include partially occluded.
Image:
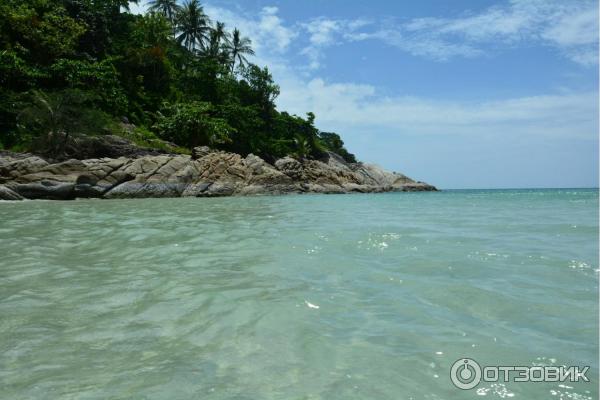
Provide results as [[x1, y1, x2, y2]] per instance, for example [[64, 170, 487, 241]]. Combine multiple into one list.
[[0, 0, 357, 162]]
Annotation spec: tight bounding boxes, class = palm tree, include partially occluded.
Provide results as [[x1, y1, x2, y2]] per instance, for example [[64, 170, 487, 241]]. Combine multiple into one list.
[[147, 0, 180, 24], [206, 21, 231, 59], [175, 0, 211, 52], [227, 28, 254, 72], [293, 134, 311, 159]]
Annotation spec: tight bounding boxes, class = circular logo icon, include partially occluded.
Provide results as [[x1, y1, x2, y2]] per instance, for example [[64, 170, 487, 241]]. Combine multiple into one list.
[[450, 358, 482, 390]]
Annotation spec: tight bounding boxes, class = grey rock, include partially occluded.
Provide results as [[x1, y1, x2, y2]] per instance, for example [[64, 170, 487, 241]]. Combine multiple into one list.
[[9, 180, 75, 200], [0, 185, 23, 200], [74, 183, 106, 198], [201, 182, 235, 197], [0, 155, 49, 183], [181, 182, 212, 197], [104, 182, 187, 199], [275, 157, 303, 180], [191, 146, 213, 160]]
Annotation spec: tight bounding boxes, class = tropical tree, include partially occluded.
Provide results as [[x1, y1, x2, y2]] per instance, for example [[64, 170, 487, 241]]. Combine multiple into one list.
[[147, 0, 180, 24], [207, 21, 230, 54], [175, 0, 211, 52], [239, 64, 280, 114], [227, 28, 254, 72]]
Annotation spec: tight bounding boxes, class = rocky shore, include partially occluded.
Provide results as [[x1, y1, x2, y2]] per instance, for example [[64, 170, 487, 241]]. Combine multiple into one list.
[[0, 137, 436, 200]]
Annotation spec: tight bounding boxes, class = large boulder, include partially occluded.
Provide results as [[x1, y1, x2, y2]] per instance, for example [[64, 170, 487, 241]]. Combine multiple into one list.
[[0, 155, 49, 183]]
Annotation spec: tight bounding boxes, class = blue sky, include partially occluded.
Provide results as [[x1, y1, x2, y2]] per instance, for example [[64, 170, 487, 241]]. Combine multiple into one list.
[[131, 0, 599, 188]]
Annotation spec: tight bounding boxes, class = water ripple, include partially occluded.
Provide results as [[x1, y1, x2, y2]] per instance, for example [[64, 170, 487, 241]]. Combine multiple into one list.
[[0, 190, 597, 399]]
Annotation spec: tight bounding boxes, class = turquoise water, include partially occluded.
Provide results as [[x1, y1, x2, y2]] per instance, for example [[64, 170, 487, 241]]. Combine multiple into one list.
[[0, 189, 598, 399]]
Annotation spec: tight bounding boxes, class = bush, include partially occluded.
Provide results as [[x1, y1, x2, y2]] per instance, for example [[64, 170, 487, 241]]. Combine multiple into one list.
[[113, 124, 190, 154], [153, 102, 234, 149]]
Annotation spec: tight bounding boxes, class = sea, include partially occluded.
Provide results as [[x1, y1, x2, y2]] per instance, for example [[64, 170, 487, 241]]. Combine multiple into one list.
[[0, 189, 598, 399]]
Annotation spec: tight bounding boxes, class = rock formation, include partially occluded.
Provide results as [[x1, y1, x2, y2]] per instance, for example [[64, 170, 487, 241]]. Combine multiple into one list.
[[0, 142, 436, 200]]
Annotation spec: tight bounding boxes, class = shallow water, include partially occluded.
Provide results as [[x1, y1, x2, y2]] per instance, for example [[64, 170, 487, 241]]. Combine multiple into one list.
[[0, 189, 598, 399]]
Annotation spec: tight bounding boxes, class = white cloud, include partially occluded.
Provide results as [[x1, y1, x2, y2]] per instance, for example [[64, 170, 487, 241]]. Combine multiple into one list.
[[299, 46, 322, 70], [354, 0, 599, 65], [261, 6, 279, 16], [540, 5, 599, 65], [298, 18, 371, 70], [276, 74, 598, 141], [542, 6, 598, 46], [255, 6, 297, 53], [302, 17, 371, 46], [349, 28, 482, 60], [304, 18, 342, 46]]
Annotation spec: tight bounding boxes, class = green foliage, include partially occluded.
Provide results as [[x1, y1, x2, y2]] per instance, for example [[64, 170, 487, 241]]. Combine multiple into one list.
[[0, 0, 357, 162], [63, 0, 132, 58], [214, 102, 263, 155], [134, 12, 172, 49], [0, 0, 86, 64], [0, 88, 27, 148], [114, 124, 190, 154], [0, 50, 47, 90], [16, 89, 110, 155], [50, 58, 127, 113], [320, 132, 357, 163], [239, 64, 280, 109], [268, 111, 325, 160], [154, 102, 233, 148]]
